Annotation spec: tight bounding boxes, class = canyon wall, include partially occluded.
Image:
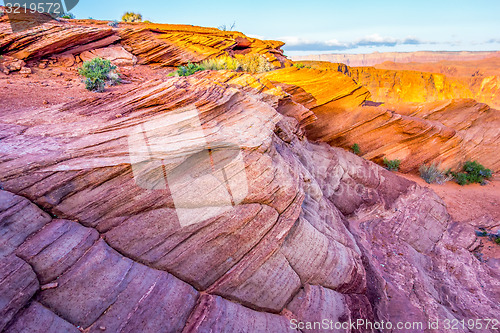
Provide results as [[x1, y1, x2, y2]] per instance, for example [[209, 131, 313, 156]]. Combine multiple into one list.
[[292, 51, 500, 67]]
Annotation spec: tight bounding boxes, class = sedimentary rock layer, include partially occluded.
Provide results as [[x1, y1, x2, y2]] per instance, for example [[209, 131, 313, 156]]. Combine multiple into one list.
[[263, 66, 500, 172], [0, 16, 289, 67], [1, 71, 498, 332]]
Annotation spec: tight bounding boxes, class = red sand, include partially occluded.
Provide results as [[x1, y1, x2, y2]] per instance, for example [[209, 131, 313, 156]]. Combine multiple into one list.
[[401, 173, 500, 262]]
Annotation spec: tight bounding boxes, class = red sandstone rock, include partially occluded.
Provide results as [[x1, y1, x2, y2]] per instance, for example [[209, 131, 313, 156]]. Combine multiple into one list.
[[0, 17, 289, 68], [0, 70, 498, 332], [79, 45, 137, 66], [0, 56, 25, 74]]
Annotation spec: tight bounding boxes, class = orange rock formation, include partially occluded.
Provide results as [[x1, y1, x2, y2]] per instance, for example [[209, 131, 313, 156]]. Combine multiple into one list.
[[292, 50, 500, 67], [0, 16, 289, 68]]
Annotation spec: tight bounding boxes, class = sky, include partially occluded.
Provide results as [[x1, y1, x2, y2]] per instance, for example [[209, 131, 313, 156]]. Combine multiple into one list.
[[70, 0, 500, 56]]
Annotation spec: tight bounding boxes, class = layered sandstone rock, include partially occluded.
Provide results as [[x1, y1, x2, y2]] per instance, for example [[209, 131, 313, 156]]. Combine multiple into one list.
[[345, 66, 500, 109], [2, 16, 497, 176], [0, 17, 289, 68], [374, 56, 500, 77], [298, 61, 500, 109], [0, 71, 498, 332], [263, 65, 500, 172]]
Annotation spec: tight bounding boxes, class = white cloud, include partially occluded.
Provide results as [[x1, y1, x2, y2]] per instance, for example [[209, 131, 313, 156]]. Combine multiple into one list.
[[280, 34, 429, 51]]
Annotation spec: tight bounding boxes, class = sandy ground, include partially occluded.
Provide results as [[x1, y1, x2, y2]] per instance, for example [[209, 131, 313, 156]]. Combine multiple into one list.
[[0, 64, 174, 112], [401, 173, 500, 264], [402, 173, 500, 222]]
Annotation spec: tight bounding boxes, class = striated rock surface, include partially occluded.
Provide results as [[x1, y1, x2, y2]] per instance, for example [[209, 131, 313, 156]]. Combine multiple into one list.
[[0, 70, 498, 332], [265, 64, 500, 172], [374, 56, 500, 77], [0, 17, 289, 68], [299, 61, 500, 109], [2, 15, 497, 175], [344, 65, 500, 110]]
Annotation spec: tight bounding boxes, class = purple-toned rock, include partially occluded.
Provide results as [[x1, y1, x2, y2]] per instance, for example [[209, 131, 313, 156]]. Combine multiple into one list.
[[183, 294, 297, 332], [0, 190, 51, 257], [4, 301, 79, 333], [0, 255, 39, 331], [17, 219, 99, 284]]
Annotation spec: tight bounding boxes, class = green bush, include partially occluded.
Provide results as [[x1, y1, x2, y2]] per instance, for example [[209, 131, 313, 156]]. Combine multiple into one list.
[[122, 12, 142, 22], [463, 161, 492, 183], [452, 161, 492, 185], [78, 57, 120, 92], [200, 56, 240, 71], [453, 172, 467, 185], [351, 143, 361, 155], [383, 158, 401, 171], [172, 54, 274, 76], [60, 12, 75, 19], [237, 54, 273, 73], [294, 63, 305, 69], [175, 62, 205, 77], [496, 238, 500, 245], [419, 164, 452, 184]]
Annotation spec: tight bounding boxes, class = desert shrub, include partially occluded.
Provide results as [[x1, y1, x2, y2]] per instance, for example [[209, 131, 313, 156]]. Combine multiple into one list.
[[122, 12, 142, 23], [175, 62, 205, 77], [351, 143, 361, 155], [463, 161, 492, 183], [60, 12, 75, 19], [200, 56, 240, 71], [476, 229, 500, 245], [294, 63, 305, 69], [171, 54, 274, 77], [78, 57, 120, 92], [475, 230, 488, 237], [237, 54, 273, 73], [419, 164, 452, 184], [108, 20, 119, 28], [451, 161, 492, 185], [383, 158, 401, 171], [453, 172, 469, 186]]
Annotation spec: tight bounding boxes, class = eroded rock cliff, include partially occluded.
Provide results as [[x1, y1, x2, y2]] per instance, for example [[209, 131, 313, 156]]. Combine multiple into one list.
[[292, 51, 500, 67], [0, 16, 289, 68], [254, 66, 499, 172]]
